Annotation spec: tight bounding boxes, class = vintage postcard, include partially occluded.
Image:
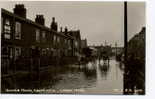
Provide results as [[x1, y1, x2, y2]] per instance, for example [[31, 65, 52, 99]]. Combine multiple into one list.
[[0, 1, 145, 95]]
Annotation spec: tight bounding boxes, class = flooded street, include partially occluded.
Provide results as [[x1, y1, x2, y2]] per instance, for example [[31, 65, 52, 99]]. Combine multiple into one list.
[[1, 2, 146, 96], [43, 59, 124, 94]]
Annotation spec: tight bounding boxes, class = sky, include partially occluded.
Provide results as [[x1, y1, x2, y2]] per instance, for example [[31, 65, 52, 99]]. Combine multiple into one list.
[[0, 1, 145, 47]]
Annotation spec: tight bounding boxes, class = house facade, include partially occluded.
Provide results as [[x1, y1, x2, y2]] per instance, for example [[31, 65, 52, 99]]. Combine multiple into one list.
[[1, 4, 81, 73]]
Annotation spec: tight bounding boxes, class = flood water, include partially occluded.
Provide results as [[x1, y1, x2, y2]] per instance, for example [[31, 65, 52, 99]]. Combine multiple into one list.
[[2, 59, 124, 94], [41, 59, 124, 94]]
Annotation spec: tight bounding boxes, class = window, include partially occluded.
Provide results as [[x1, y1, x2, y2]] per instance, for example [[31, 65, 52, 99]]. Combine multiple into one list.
[[2, 46, 9, 55], [42, 31, 46, 42], [4, 19, 11, 39], [68, 40, 70, 45], [53, 35, 56, 44], [15, 22, 21, 39], [10, 47, 13, 59], [36, 29, 40, 42], [57, 37, 60, 43], [64, 39, 67, 44], [15, 47, 21, 59], [75, 41, 78, 48], [68, 40, 71, 50], [2, 46, 13, 58], [41, 49, 46, 55]]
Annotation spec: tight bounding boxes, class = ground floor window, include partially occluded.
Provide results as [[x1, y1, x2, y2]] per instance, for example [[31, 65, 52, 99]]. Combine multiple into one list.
[[1, 46, 13, 58], [15, 47, 21, 60]]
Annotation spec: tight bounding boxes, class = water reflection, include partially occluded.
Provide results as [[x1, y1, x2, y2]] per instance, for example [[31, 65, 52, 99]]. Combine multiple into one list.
[[2, 59, 124, 94], [83, 61, 97, 79], [98, 60, 110, 79]]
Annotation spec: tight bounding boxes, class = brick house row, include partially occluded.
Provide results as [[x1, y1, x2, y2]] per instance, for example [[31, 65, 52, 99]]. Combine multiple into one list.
[[1, 4, 81, 72]]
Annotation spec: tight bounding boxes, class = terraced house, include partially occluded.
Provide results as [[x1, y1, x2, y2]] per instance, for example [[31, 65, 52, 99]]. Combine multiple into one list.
[[1, 4, 82, 74]]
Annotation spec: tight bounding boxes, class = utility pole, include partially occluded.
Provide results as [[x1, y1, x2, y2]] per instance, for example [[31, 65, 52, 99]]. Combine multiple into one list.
[[124, 1, 128, 65], [124, 1, 128, 94]]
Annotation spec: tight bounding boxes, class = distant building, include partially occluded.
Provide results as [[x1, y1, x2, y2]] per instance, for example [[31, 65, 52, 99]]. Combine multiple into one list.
[[111, 47, 123, 55]]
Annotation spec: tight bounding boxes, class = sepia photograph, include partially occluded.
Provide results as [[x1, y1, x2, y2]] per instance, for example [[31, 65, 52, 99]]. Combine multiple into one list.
[[0, 1, 145, 95]]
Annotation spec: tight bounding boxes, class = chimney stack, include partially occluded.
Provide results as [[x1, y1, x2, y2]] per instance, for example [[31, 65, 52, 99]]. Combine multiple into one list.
[[52, 17, 55, 22], [65, 27, 68, 32], [64, 27, 68, 35], [60, 27, 63, 32], [51, 17, 58, 31], [14, 4, 26, 18], [35, 15, 45, 25]]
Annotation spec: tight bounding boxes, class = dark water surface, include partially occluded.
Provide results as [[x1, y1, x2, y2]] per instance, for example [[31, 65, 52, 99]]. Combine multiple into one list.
[[2, 59, 124, 94], [41, 59, 124, 94]]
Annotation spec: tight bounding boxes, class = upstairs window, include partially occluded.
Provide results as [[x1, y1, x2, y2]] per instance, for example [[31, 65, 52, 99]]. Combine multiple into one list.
[[53, 35, 56, 44], [15, 21, 21, 39], [68, 40, 72, 50], [42, 31, 46, 42], [4, 19, 11, 39], [36, 29, 40, 42], [64, 39, 67, 44], [75, 41, 78, 48], [57, 37, 60, 44]]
